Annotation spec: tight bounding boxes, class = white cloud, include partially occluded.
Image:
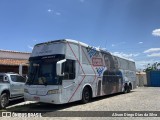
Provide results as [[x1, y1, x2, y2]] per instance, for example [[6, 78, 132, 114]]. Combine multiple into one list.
[[138, 42, 143, 44], [111, 44, 115, 47], [55, 12, 61, 16], [47, 9, 61, 16], [144, 48, 160, 53], [152, 29, 160, 36], [135, 59, 156, 69], [111, 42, 125, 47], [112, 52, 139, 58], [147, 53, 160, 57], [28, 45, 33, 50], [144, 48, 160, 58], [48, 9, 53, 13]]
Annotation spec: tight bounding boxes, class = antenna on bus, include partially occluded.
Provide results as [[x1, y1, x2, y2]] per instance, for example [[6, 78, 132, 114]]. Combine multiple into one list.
[[99, 39, 108, 52], [105, 39, 108, 50]]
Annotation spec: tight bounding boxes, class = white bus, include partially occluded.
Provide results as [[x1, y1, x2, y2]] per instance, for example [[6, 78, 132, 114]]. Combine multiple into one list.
[[24, 39, 136, 104]]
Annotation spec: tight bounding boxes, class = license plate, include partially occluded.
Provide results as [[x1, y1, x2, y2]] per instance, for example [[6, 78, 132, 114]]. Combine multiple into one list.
[[34, 96, 40, 101]]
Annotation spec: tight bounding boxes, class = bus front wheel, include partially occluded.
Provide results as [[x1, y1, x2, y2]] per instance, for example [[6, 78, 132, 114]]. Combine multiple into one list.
[[81, 87, 91, 104]]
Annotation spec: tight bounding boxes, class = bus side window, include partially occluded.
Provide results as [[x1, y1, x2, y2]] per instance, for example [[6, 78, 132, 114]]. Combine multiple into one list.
[[63, 59, 75, 80]]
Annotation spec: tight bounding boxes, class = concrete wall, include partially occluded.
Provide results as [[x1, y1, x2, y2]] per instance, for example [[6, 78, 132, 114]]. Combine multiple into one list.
[[136, 72, 147, 87]]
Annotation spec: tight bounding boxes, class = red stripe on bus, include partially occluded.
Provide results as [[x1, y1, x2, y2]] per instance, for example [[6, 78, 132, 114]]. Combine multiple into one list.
[[67, 42, 86, 102], [68, 76, 85, 102], [67, 42, 85, 74]]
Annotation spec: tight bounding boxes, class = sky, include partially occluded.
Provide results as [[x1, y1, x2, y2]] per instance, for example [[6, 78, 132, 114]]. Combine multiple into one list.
[[0, 0, 160, 69]]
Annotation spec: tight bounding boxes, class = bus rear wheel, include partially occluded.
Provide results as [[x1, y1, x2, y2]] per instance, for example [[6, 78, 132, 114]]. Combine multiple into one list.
[[123, 84, 129, 93], [127, 84, 132, 93], [127, 85, 130, 93], [81, 87, 91, 104], [123, 84, 131, 93]]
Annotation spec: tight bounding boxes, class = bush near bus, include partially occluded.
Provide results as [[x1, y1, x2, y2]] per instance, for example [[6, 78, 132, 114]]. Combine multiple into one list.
[[24, 39, 136, 104], [144, 62, 160, 72]]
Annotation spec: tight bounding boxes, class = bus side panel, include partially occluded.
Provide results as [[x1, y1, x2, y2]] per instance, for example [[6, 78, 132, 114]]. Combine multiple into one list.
[[60, 42, 82, 103], [101, 53, 123, 95], [117, 57, 136, 90], [81, 46, 103, 97], [67, 44, 100, 102]]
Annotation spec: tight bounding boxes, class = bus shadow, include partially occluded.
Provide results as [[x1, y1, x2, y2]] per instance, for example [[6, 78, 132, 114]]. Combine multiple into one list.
[[90, 91, 135, 103], [8, 98, 24, 106], [0, 99, 24, 111], [4, 91, 135, 114]]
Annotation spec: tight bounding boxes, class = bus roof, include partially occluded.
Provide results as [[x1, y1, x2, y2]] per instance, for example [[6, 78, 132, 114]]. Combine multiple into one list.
[[35, 39, 135, 62], [35, 39, 101, 51]]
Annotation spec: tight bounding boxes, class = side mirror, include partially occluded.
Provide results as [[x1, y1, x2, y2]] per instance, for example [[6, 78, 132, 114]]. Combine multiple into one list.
[[56, 59, 66, 76], [4, 76, 9, 82]]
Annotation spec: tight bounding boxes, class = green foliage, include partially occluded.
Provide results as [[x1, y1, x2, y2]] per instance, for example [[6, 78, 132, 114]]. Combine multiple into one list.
[[144, 62, 160, 72]]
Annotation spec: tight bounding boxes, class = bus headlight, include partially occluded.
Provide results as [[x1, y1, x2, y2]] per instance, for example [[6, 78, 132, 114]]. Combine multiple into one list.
[[47, 89, 59, 95], [24, 88, 29, 93]]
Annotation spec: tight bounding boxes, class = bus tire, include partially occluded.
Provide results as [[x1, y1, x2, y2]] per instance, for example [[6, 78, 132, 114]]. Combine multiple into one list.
[[97, 81, 101, 96], [123, 84, 128, 94], [81, 87, 91, 104], [0, 93, 9, 109], [127, 83, 132, 93], [127, 86, 130, 93]]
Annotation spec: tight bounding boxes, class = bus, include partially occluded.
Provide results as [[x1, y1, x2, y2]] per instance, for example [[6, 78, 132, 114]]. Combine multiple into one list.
[[24, 39, 136, 104]]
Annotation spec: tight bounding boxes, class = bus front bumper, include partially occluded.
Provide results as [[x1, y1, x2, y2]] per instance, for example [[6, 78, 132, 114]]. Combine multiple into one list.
[[24, 93, 61, 104]]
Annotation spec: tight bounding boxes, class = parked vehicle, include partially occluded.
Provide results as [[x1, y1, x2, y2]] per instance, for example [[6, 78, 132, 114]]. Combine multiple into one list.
[[0, 72, 26, 109], [24, 39, 136, 104]]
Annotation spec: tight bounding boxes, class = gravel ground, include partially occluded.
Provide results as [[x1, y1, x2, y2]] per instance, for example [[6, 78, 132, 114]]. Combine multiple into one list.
[[1, 87, 160, 120], [59, 87, 160, 111]]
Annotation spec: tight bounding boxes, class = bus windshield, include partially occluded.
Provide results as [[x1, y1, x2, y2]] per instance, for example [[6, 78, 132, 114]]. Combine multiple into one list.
[[26, 58, 61, 85]]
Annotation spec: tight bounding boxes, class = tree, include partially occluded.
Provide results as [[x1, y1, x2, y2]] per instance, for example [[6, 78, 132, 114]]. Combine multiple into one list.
[[144, 62, 160, 72]]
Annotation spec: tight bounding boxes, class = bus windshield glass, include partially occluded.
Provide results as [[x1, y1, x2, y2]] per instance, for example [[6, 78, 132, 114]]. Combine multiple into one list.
[[26, 56, 64, 85]]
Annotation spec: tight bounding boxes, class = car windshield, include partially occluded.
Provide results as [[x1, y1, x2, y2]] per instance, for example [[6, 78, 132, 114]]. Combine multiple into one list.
[[26, 58, 60, 85], [10, 75, 26, 83]]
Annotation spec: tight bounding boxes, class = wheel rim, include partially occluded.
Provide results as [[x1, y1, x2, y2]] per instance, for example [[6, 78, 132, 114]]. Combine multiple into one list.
[[84, 90, 89, 101], [129, 85, 132, 90], [1, 95, 8, 108]]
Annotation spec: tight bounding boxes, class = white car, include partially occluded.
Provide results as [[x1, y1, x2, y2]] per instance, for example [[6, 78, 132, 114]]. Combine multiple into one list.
[[0, 72, 26, 109]]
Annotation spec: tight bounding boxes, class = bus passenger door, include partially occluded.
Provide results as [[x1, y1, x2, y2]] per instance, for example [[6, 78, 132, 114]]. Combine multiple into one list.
[[61, 59, 78, 103]]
